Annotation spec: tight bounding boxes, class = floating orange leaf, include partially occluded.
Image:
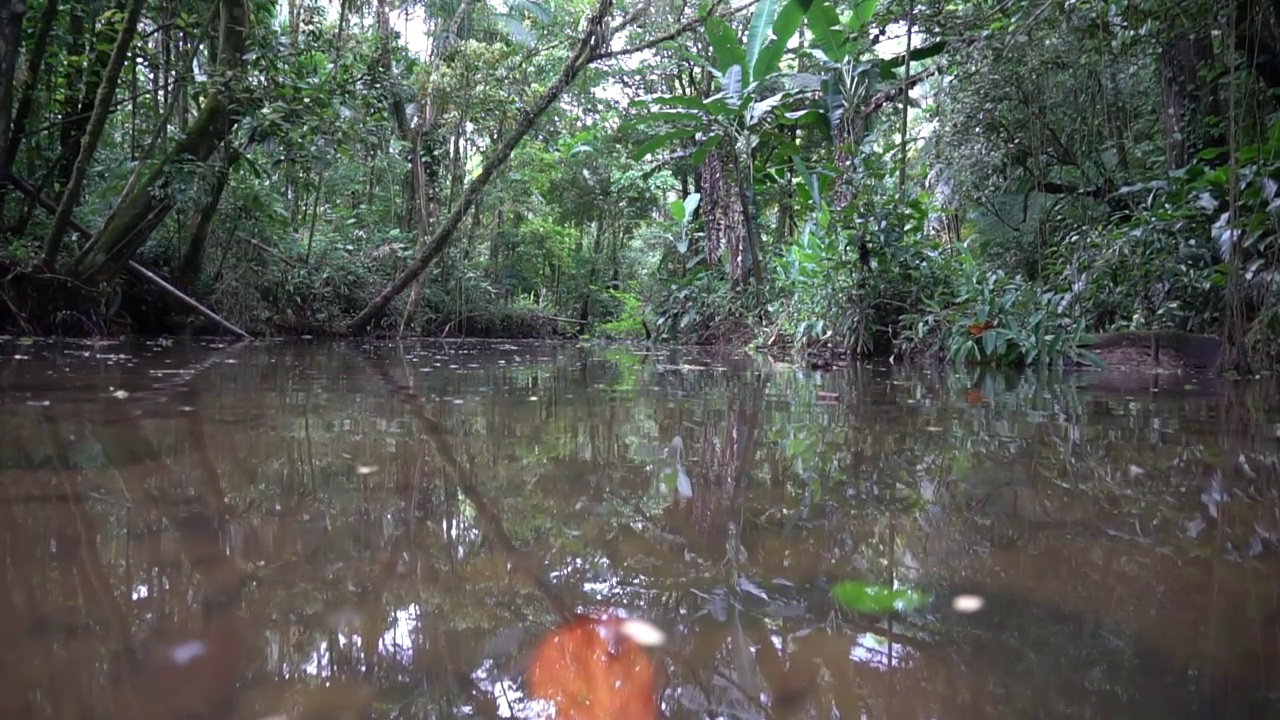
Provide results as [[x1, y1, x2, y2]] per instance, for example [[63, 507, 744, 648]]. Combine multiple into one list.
[[967, 320, 994, 336], [525, 613, 659, 720], [964, 388, 985, 405]]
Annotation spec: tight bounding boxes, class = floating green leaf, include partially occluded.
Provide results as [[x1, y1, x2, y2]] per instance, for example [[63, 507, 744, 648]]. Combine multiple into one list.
[[831, 580, 927, 613]]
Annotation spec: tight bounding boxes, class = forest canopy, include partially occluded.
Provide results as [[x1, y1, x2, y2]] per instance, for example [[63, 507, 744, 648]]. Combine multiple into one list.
[[0, 0, 1277, 370]]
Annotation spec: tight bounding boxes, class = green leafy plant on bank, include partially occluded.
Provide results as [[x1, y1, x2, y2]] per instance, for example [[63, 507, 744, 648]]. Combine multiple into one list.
[[897, 244, 1101, 368]]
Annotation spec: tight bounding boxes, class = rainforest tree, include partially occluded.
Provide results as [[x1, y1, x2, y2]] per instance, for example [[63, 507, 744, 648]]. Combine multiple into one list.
[[0, 0, 1274, 370]]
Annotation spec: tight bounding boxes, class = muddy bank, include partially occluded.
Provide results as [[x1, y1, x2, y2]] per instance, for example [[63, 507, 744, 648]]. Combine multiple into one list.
[[0, 265, 577, 340], [1081, 331, 1222, 372]]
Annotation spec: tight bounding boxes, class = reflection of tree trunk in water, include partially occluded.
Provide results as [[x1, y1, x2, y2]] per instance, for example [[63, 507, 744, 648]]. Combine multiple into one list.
[[672, 386, 764, 557], [360, 349, 577, 623], [0, 502, 38, 718], [105, 417, 247, 720], [182, 390, 229, 518], [39, 473, 147, 717]]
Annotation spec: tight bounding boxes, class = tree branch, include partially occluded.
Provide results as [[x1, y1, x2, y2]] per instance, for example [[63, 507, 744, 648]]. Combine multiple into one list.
[[591, 0, 761, 62], [859, 66, 939, 118]]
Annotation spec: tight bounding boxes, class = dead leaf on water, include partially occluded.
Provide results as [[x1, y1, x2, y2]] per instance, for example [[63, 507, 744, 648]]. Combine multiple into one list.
[[526, 613, 661, 720]]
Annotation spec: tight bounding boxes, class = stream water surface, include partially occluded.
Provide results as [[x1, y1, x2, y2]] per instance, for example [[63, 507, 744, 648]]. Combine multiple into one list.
[[0, 338, 1278, 720]]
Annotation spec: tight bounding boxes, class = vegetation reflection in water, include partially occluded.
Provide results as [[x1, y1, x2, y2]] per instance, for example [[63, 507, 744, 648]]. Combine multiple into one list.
[[0, 338, 1277, 720]]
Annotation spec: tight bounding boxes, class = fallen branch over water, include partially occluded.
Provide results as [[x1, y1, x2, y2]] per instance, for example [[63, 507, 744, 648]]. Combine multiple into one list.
[[1, 169, 251, 339]]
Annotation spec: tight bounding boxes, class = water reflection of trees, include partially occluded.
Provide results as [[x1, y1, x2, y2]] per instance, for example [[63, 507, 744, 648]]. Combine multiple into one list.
[[0, 341, 1276, 719]]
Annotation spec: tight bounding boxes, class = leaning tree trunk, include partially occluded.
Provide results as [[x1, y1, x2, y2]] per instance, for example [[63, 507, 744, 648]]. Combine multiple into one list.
[[39, 0, 146, 270], [69, 0, 251, 285], [346, 0, 616, 334]]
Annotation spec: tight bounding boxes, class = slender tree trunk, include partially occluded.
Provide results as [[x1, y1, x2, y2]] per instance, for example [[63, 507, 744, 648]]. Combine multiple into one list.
[[335, 0, 350, 48], [57, 5, 114, 198], [1233, 0, 1280, 93], [0, 0, 56, 222], [39, 0, 146, 269], [0, 0, 28, 176], [176, 146, 240, 288], [347, 0, 615, 333], [729, 143, 763, 287], [68, 0, 251, 284]]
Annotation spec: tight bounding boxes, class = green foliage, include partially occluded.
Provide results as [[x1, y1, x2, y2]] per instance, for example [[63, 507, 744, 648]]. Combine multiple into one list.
[[597, 288, 647, 339], [897, 245, 1100, 369], [830, 580, 927, 614], [3, 0, 1278, 365]]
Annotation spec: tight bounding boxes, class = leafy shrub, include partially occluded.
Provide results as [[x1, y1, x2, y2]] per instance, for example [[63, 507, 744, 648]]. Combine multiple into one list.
[[897, 243, 1100, 368]]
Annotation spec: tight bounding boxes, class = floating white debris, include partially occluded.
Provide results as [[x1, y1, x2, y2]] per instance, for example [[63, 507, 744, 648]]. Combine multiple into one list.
[[355, 465, 378, 476], [167, 639, 208, 665], [618, 618, 667, 648], [111, 389, 130, 399], [951, 594, 985, 614]]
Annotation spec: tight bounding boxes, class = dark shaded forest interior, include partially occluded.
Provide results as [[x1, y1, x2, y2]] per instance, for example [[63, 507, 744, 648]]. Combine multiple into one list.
[[1, 0, 1278, 371]]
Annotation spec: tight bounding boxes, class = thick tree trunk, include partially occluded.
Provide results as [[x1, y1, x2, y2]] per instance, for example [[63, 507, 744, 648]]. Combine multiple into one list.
[[39, 0, 146, 269], [1159, 32, 1218, 169], [69, 0, 251, 285], [347, 0, 616, 334]]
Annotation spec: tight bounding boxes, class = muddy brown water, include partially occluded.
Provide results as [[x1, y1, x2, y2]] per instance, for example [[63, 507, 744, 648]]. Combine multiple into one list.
[[0, 338, 1277, 720]]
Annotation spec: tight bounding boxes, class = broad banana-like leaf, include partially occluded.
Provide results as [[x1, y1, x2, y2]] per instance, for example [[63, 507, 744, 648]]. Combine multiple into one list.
[[491, 14, 535, 46], [632, 127, 700, 160], [506, 0, 552, 22], [744, 0, 780, 84], [634, 94, 716, 110], [753, 0, 806, 81], [641, 109, 713, 124], [788, 72, 825, 90], [746, 92, 789, 128], [670, 198, 686, 221], [792, 154, 822, 206], [822, 69, 844, 128], [804, 0, 846, 61], [850, 0, 877, 31], [705, 16, 745, 74], [781, 107, 825, 126], [877, 38, 948, 76], [683, 192, 702, 220], [721, 64, 744, 105]]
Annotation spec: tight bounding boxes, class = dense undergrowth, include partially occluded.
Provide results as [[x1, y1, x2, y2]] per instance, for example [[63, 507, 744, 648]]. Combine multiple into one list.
[[0, 0, 1277, 371]]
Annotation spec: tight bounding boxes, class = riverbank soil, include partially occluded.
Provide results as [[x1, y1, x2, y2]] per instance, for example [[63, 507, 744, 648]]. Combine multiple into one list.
[[1082, 331, 1223, 372]]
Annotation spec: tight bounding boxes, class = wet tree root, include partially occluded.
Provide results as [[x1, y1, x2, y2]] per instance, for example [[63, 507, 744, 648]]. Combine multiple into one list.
[[0, 264, 112, 336]]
